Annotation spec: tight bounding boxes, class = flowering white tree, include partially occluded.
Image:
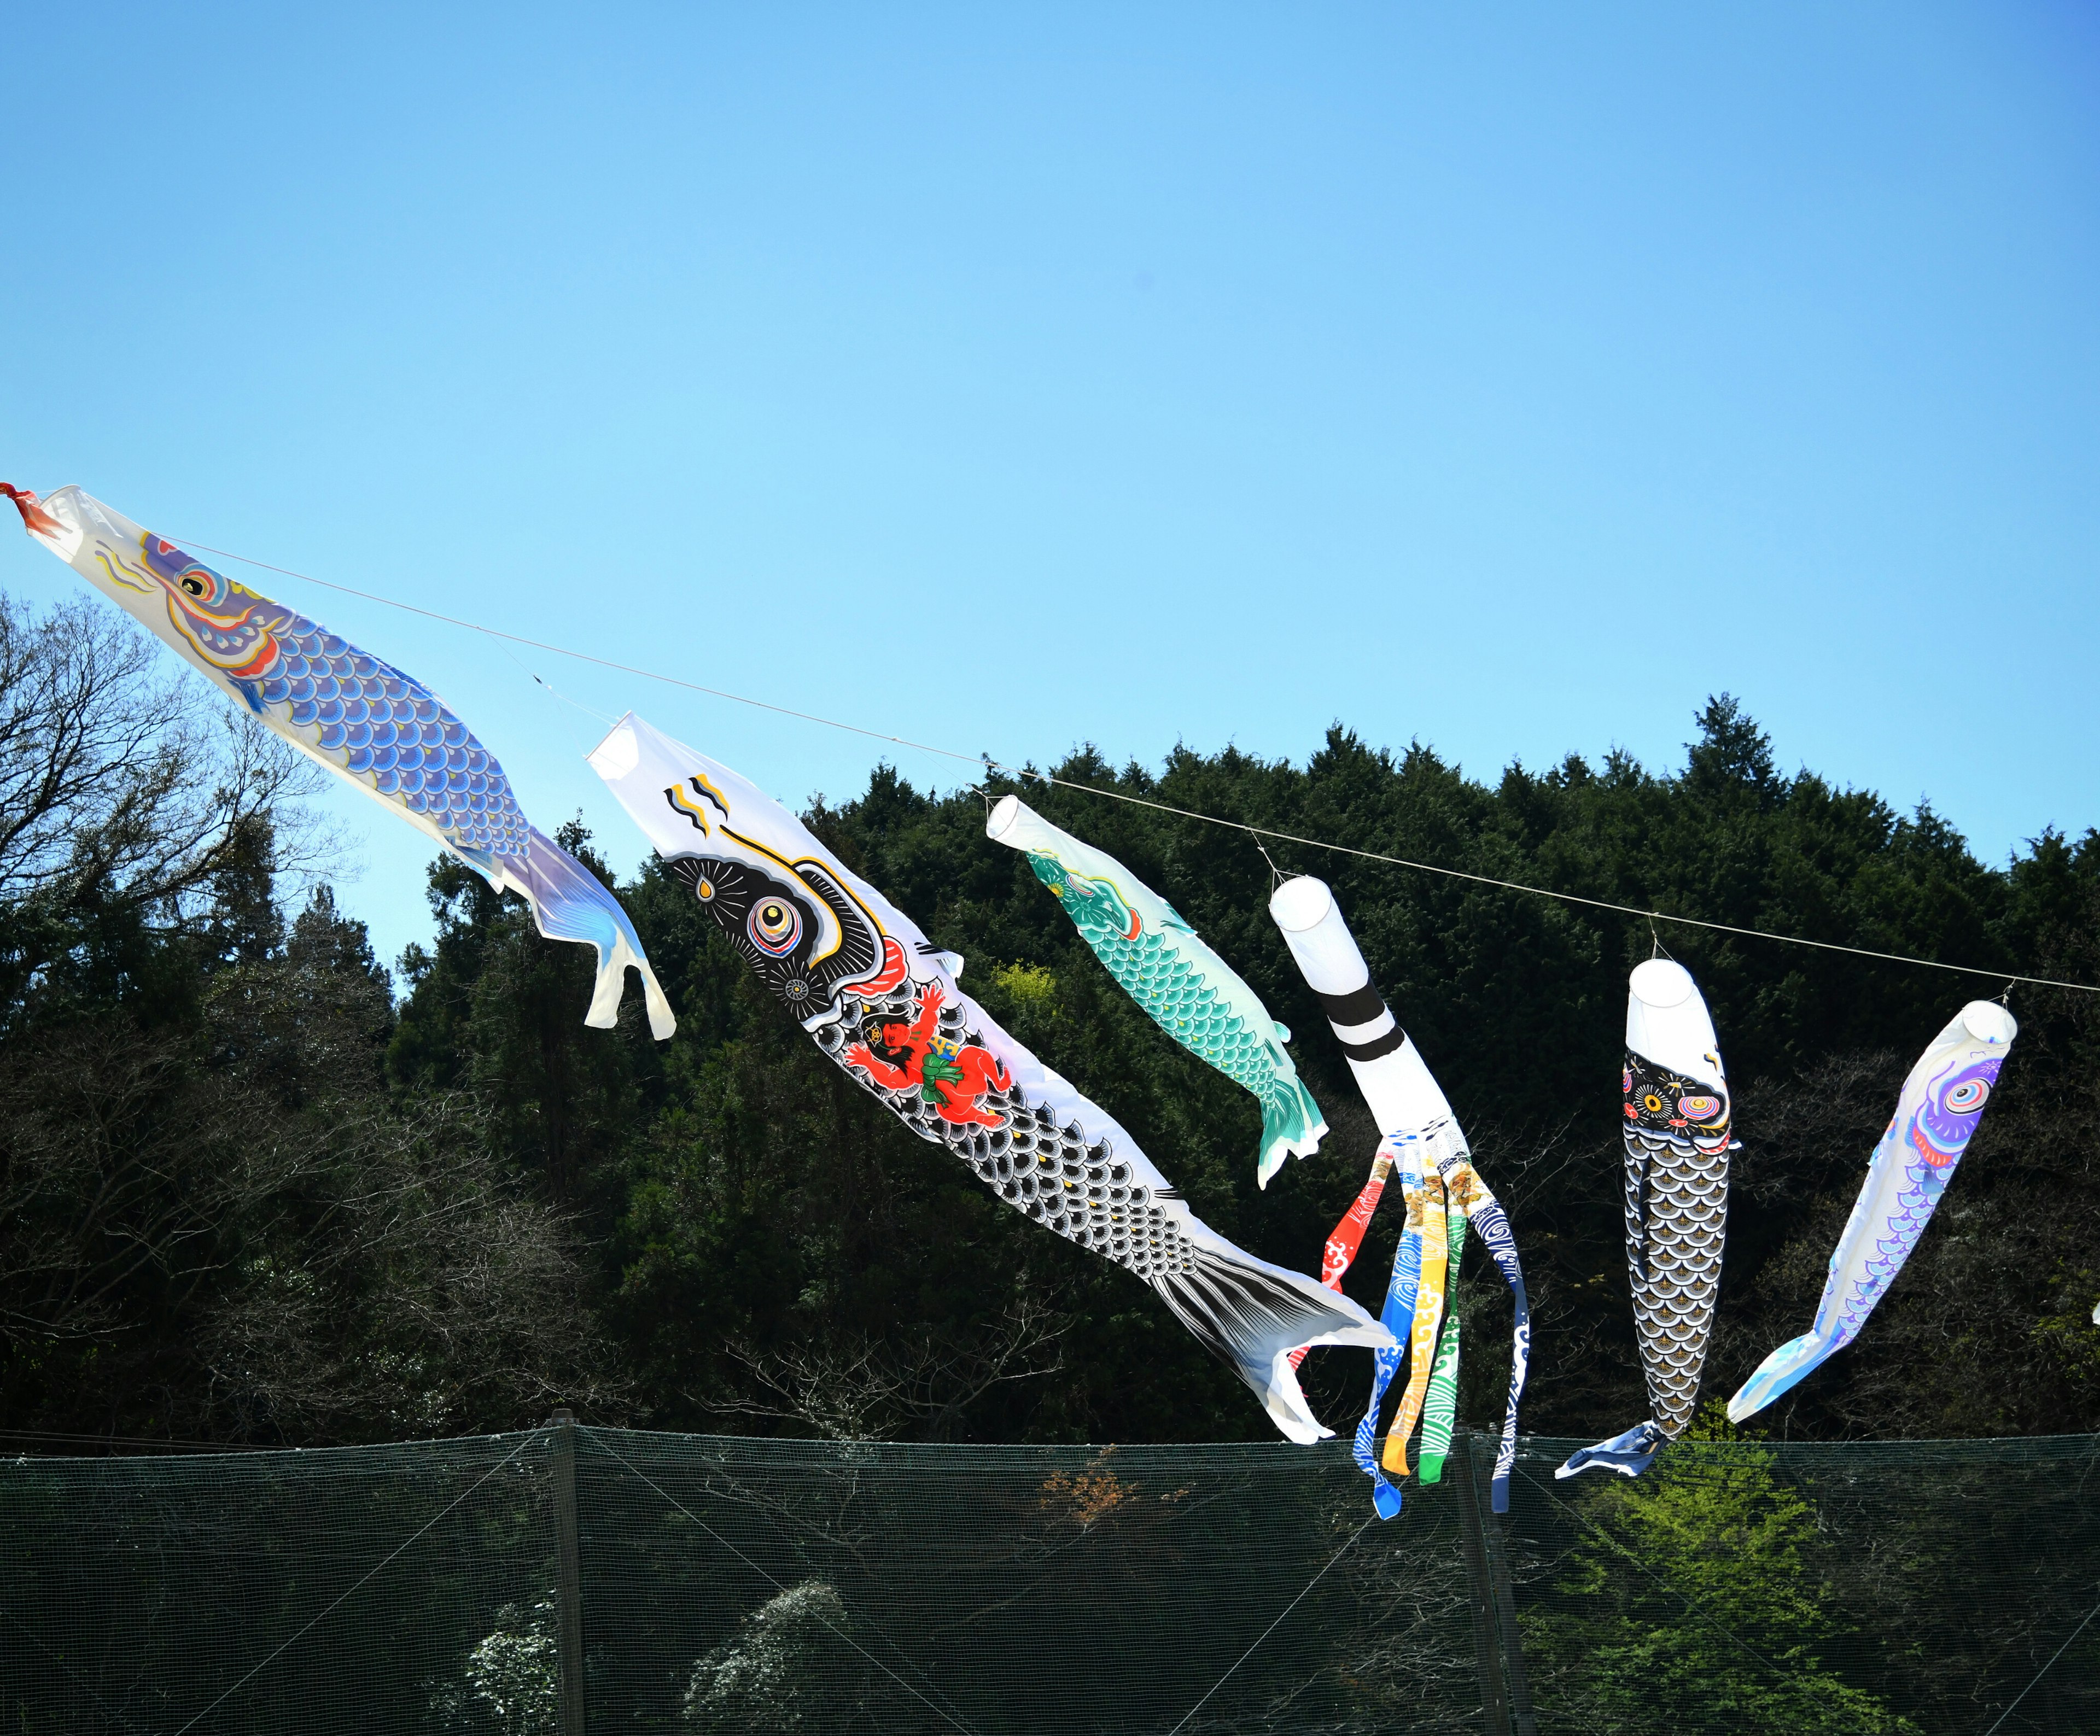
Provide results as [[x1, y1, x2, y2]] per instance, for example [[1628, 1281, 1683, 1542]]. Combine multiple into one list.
[[682, 1580, 867, 1732]]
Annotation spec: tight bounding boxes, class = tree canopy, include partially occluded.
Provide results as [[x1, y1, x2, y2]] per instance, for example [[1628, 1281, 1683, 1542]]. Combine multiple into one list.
[[3, 589, 2096, 1449]]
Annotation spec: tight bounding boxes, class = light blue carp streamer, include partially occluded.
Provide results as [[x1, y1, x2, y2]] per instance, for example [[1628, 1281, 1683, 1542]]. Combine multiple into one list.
[[1729, 1000, 2016, 1423], [988, 797, 1326, 1186], [14, 484, 672, 1037]]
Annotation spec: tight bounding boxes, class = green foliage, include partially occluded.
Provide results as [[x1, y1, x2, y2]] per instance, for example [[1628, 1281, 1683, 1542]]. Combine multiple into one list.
[[1526, 1407, 1918, 1733], [2, 584, 2096, 1454]]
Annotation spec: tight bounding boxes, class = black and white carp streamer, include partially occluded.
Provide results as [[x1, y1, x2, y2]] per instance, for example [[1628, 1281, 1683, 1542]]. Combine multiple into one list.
[[1559, 960, 1735, 1481], [590, 714, 1395, 1442]]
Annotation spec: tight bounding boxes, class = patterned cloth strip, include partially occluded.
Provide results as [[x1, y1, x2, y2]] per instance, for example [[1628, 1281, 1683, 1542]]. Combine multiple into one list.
[[1287, 1150, 1393, 1371], [1415, 1203, 1467, 1483], [1353, 1138, 1424, 1519], [1382, 1166, 1448, 1476], [1438, 1155, 1529, 1513]]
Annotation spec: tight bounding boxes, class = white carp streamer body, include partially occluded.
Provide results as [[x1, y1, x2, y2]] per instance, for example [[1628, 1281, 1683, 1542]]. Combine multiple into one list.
[[5, 484, 672, 1039], [591, 715, 1394, 1443], [1559, 959, 1735, 1482], [1268, 875, 1530, 1515], [986, 796, 1327, 1186], [1729, 999, 2017, 1423]]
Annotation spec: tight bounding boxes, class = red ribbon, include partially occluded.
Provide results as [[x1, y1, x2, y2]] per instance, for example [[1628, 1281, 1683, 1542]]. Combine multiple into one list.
[[1, 484, 63, 541]]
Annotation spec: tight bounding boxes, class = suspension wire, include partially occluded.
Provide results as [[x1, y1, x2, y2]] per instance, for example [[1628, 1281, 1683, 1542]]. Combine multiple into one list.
[[1979, 1579, 2100, 1736], [589, 1430, 986, 1736], [172, 535, 2100, 997], [1515, 1467, 1794, 1686], [1161, 1516, 1373, 1736], [0, 1601, 148, 1733], [170, 1431, 535, 1734]]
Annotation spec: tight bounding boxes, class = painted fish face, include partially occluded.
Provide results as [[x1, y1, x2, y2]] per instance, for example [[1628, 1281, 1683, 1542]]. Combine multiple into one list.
[[672, 854, 880, 1016], [1910, 1054, 2003, 1167], [1031, 854, 1140, 943], [1624, 1049, 1732, 1152], [136, 537, 294, 682]]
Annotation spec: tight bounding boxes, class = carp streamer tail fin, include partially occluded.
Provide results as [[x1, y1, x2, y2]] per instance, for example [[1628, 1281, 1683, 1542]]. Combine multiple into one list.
[[1727, 1330, 1831, 1423], [1153, 1242, 1392, 1445], [1256, 1072, 1330, 1189], [1557, 1418, 1668, 1481], [511, 827, 677, 1039]]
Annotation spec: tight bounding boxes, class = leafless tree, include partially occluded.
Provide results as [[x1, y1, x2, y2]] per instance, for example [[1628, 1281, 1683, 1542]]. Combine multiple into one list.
[[0, 891, 626, 1440], [701, 1290, 1070, 1441], [0, 592, 326, 943]]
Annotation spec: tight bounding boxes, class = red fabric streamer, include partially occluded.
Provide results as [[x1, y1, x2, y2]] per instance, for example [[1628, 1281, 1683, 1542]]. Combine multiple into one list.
[[1, 483, 63, 541]]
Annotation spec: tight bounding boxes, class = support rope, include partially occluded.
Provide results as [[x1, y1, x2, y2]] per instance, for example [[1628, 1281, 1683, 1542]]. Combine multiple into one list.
[[120, 531, 2100, 998]]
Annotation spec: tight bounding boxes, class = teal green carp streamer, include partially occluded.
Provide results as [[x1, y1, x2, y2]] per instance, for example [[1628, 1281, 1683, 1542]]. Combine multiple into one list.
[[988, 796, 1327, 1186], [1415, 1204, 1466, 1483]]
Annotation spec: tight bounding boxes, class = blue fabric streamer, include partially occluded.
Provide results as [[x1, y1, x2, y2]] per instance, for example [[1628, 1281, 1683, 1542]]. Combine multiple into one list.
[[1357, 1138, 1422, 1519], [1439, 1153, 1530, 1515]]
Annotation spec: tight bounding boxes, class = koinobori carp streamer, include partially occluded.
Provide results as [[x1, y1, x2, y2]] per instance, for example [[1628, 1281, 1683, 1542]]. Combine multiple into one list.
[[1268, 875, 1530, 1515], [4, 483, 673, 1039], [1559, 958, 1735, 1481], [591, 714, 1395, 1442], [987, 794, 1326, 1187], [1729, 999, 2017, 1423]]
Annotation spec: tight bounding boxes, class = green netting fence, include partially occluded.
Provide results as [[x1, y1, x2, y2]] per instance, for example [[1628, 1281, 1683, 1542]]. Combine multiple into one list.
[[3, 1424, 2096, 1734]]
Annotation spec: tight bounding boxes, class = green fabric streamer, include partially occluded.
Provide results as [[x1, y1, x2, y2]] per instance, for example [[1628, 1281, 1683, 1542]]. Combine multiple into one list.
[[1415, 1203, 1467, 1483]]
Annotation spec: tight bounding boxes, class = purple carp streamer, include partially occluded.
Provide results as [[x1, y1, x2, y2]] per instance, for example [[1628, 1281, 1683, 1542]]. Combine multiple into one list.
[[1729, 1000, 2017, 1422], [1560, 960, 1735, 1482], [1269, 875, 1530, 1514], [6, 484, 672, 1038], [590, 714, 1393, 1442]]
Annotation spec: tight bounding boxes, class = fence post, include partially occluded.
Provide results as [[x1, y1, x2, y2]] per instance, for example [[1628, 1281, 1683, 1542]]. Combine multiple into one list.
[[1454, 1429, 1513, 1736], [551, 1410, 587, 1736], [1469, 1432, 1537, 1736]]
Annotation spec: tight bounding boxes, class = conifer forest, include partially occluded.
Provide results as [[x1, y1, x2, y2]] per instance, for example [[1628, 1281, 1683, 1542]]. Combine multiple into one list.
[[3, 587, 2096, 1453]]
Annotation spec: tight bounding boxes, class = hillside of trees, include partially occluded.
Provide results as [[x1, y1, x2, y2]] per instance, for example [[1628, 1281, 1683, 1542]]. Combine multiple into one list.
[[3, 585, 2097, 1450]]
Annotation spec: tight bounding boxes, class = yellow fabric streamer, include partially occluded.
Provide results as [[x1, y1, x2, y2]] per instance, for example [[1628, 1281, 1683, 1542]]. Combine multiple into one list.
[[1382, 1166, 1448, 1475]]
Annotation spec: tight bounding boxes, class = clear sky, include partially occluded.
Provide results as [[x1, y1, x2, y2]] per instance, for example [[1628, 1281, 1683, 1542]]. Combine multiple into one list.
[[4, 3, 2096, 976]]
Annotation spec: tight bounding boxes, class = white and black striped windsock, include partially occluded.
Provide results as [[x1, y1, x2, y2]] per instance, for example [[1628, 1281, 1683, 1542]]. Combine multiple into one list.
[[1269, 876, 1532, 1513], [1269, 877, 1457, 1140]]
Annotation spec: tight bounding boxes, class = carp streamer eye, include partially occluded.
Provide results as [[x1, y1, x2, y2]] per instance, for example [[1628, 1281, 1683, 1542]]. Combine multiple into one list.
[[748, 896, 803, 956], [1642, 1092, 1666, 1116], [1944, 1078, 1990, 1114], [180, 573, 208, 598]]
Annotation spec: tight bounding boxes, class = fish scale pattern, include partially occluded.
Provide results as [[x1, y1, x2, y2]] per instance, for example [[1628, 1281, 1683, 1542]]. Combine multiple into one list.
[[1042, 863, 1310, 1154], [1834, 1152, 1945, 1342], [1623, 1127, 1730, 1437], [820, 989, 1196, 1281], [254, 615, 530, 860]]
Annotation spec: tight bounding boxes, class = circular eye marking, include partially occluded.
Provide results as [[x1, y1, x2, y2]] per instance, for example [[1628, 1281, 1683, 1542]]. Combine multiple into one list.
[[1944, 1079, 1989, 1114], [1642, 1094, 1665, 1115], [181, 575, 207, 597], [748, 896, 803, 956], [784, 979, 809, 1001]]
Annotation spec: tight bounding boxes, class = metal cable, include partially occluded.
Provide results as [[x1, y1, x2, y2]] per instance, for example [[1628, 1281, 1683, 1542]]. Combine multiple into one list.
[[174, 535, 2100, 996]]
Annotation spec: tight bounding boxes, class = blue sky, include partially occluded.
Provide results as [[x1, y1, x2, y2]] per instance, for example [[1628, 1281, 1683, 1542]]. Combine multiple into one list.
[[4, 3, 2096, 975]]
